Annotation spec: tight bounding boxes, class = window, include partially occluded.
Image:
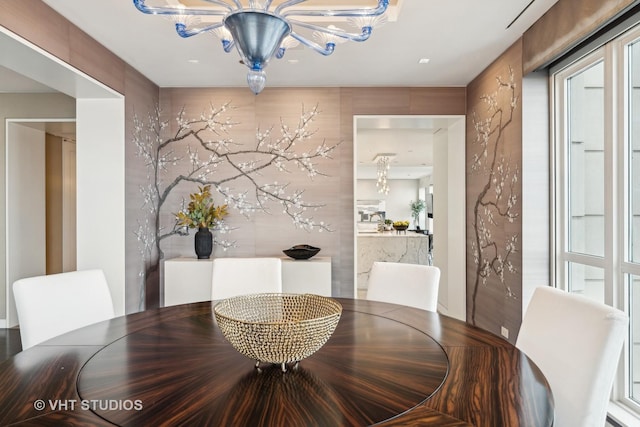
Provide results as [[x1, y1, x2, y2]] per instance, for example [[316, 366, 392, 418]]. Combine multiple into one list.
[[554, 47, 608, 305], [624, 30, 640, 408], [553, 23, 640, 418]]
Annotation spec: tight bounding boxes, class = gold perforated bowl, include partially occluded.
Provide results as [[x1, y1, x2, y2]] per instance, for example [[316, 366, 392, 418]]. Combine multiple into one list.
[[214, 293, 342, 371]]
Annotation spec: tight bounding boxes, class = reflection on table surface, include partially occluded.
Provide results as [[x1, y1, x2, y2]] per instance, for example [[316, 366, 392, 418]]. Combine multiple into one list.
[[0, 298, 554, 426]]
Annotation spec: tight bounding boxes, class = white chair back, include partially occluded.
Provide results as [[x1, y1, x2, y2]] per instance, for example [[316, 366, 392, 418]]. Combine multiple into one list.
[[211, 257, 282, 300], [516, 286, 628, 427], [366, 261, 440, 312], [13, 269, 115, 350]]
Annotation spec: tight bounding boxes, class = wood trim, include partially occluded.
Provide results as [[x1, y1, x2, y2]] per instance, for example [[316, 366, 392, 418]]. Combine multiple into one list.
[[0, 0, 71, 63], [68, 25, 126, 94], [346, 87, 466, 116], [522, 0, 636, 74], [45, 134, 63, 275], [0, 0, 126, 94]]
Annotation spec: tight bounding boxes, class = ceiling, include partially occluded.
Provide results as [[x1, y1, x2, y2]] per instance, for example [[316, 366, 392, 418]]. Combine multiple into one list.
[[356, 116, 458, 180], [0, 67, 55, 93], [1, 0, 559, 178], [15, 121, 77, 141], [30, 0, 559, 89]]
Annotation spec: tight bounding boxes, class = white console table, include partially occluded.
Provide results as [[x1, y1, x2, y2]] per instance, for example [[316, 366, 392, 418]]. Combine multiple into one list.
[[163, 256, 332, 307], [280, 256, 332, 296]]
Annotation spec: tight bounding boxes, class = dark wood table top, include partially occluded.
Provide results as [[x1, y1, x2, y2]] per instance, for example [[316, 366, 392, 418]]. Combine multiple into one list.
[[0, 298, 554, 426]]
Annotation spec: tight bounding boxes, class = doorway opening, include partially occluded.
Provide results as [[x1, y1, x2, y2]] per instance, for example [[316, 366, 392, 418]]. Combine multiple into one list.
[[1, 27, 126, 326], [353, 115, 467, 320]]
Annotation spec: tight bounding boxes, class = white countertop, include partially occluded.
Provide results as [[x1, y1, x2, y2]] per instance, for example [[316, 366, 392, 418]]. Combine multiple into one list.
[[357, 232, 429, 238]]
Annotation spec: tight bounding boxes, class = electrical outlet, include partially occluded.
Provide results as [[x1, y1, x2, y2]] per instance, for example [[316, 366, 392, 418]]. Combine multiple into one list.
[[501, 326, 509, 339]]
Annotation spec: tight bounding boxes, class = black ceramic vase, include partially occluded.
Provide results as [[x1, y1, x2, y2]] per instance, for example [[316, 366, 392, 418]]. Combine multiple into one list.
[[194, 227, 213, 259]]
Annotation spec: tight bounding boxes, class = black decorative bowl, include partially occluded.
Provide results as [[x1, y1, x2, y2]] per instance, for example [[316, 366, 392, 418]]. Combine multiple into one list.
[[283, 245, 321, 260]]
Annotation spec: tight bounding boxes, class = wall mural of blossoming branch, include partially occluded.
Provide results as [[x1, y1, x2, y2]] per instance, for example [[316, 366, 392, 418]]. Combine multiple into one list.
[[132, 101, 338, 309], [466, 57, 523, 332]]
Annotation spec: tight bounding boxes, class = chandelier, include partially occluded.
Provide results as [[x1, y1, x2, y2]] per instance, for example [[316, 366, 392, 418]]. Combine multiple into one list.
[[133, 0, 389, 94], [374, 154, 393, 195]]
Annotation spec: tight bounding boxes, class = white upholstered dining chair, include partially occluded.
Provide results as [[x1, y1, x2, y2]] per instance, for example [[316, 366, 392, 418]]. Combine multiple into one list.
[[211, 257, 282, 300], [13, 269, 115, 350], [366, 261, 440, 312], [516, 286, 628, 427]]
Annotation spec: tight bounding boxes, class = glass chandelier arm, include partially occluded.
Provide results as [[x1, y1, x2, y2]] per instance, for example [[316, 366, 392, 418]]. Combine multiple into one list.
[[289, 32, 335, 56], [222, 40, 235, 53], [200, 0, 240, 10], [275, 36, 299, 59], [289, 20, 372, 42], [132, 0, 390, 94], [203, 0, 242, 9], [133, 0, 231, 16], [274, 0, 308, 15], [175, 21, 226, 38], [211, 27, 235, 52], [262, 0, 276, 11], [281, 0, 388, 19]]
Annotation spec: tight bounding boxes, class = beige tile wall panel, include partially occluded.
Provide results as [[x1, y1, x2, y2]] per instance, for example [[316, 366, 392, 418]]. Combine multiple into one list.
[[156, 87, 465, 297], [409, 87, 467, 116], [465, 40, 523, 342], [254, 89, 343, 294], [124, 66, 160, 312], [45, 134, 63, 275], [349, 88, 413, 115], [522, 0, 636, 74], [158, 88, 344, 292], [338, 88, 357, 296], [0, 1, 126, 95], [0, 0, 71, 63], [68, 26, 126, 95], [347, 87, 467, 116]]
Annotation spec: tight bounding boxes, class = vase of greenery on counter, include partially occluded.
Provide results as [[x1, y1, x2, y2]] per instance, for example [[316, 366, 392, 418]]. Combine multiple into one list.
[[176, 185, 228, 259], [410, 199, 426, 231]]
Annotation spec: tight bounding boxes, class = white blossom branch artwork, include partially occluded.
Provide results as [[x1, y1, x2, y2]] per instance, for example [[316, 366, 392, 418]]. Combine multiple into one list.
[[469, 67, 520, 325], [132, 102, 338, 308]]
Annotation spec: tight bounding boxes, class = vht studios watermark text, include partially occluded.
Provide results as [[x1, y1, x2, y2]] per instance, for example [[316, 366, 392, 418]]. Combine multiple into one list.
[[33, 399, 143, 411]]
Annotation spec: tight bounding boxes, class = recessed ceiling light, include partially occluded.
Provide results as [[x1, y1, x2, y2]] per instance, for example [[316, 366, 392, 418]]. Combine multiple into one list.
[[418, 58, 430, 64]]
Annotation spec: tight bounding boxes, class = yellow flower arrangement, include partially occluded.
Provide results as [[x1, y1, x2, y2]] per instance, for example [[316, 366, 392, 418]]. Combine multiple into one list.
[[176, 185, 228, 229]]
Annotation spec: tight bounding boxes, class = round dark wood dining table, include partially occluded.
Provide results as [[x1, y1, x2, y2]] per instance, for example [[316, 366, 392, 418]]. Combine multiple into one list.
[[0, 298, 554, 426]]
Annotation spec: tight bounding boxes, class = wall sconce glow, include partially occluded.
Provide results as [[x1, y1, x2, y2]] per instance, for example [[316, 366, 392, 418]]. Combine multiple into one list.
[[133, 0, 389, 94]]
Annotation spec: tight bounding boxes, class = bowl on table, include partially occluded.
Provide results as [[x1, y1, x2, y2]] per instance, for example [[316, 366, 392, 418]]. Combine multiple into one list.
[[392, 221, 410, 232], [213, 293, 342, 372], [282, 244, 321, 260]]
